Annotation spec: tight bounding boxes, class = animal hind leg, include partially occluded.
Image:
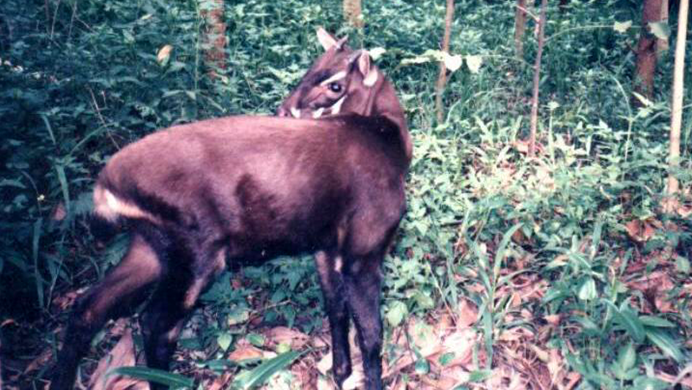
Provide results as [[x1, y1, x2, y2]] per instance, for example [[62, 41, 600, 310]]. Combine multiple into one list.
[[50, 233, 163, 390], [140, 245, 226, 389]]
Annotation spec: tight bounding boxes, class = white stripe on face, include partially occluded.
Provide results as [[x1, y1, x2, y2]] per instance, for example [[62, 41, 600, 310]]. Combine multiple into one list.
[[312, 107, 325, 119], [329, 96, 346, 115], [319, 71, 347, 86]]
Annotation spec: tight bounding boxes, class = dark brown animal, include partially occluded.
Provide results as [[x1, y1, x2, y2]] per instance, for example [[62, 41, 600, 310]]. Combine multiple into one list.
[[51, 28, 411, 390]]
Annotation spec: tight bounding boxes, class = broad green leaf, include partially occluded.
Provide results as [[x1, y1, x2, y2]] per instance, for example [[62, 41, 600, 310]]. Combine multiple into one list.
[[639, 316, 676, 328], [618, 303, 646, 343], [368, 47, 386, 60], [465, 55, 482, 73], [110, 367, 194, 388], [468, 369, 492, 382], [632, 92, 653, 107], [247, 333, 265, 348], [55, 163, 71, 213], [444, 53, 462, 72], [616, 342, 636, 372], [414, 358, 430, 374], [386, 300, 408, 327], [631, 376, 670, 390], [32, 218, 44, 308], [645, 328, 683, 362], [217, 333, 233, 351], [675, 256, 690, 274], [571, 315, 599, 333], [648, 21, 670, 40], [439, 352, 455, 366], [493, 223, 523, 283], [231, 350, 301, 390], [577, 277, 597, 301], [613, 20, 632, 33]]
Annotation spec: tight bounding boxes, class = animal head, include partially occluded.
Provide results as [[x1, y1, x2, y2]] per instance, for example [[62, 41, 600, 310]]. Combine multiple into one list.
[[277, 28, 382, 119]]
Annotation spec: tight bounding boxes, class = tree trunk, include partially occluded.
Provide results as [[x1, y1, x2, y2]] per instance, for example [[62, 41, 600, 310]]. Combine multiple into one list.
[[200, 0, 227, 80], [343, 0, 364, 28], [514, 0, 528, 58], [528, 0, 548, 158], [634, 0, 664, 101], [435, 0, 455, 123], [667, 0, 689, 195]]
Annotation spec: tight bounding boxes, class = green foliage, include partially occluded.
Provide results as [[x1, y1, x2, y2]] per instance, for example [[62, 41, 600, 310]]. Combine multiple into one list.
[[110, 367, 194, 389], [231, 350, 301, 390], [2, 0, 692, 388]]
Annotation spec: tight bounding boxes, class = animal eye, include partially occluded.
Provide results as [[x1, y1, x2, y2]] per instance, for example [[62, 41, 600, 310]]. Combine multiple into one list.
[[328, 83, 342, 93]]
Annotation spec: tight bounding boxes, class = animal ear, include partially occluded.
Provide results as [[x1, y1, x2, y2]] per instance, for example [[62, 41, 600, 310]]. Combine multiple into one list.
[[357, 50, 379, 87], [317, 28, 339, 51]]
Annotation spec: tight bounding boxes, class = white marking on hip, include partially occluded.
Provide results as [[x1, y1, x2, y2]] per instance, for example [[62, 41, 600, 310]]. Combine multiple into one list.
[[93, 185, 158, 224]]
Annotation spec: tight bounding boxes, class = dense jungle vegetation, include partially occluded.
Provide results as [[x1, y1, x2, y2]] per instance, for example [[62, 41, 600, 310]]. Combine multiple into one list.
[[1, 0, 691, 388]]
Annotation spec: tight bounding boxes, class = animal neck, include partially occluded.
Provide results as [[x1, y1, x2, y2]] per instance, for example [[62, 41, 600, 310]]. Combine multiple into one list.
[[368, 77, 413, 164]]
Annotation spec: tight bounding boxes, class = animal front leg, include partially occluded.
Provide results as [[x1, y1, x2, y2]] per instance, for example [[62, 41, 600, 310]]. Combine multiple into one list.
[[141, 246, 225, 390], [344, 256, 384, 390]]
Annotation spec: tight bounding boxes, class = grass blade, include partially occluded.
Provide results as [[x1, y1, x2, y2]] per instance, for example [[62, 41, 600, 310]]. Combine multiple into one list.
[[110, 366, 194, 388]]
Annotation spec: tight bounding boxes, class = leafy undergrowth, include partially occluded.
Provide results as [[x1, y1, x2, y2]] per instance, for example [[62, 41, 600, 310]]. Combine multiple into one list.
[[2, 0, 692, 389]]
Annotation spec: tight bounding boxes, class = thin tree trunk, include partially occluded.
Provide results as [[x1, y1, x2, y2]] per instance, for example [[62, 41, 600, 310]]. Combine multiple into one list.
[[634, 0, 664, 101], [200, 0, 227, 80], [514, 0, 528, 58], [343, 0, 364, 28], [529, 0, 548, 157], [667, 0, 689, 195], [436, 0, 455, 123]]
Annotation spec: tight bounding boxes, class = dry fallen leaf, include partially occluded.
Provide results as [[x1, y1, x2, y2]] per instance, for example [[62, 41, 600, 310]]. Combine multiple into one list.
[[206, 372, 232, 390], [88, 329, 148, 390], [228, 339, 274, 362], [544, 314, 561, 326], [264, 326, 310, 349], [625, 219, 656, 243]]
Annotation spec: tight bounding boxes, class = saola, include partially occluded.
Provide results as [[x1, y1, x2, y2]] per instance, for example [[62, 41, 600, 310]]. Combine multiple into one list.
[[51, 28, 411, 390]]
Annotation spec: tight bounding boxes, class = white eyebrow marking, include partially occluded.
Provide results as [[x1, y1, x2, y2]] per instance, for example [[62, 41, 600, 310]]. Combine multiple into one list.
[[319, 71, 347, 86], [329, 96, 346, 115]]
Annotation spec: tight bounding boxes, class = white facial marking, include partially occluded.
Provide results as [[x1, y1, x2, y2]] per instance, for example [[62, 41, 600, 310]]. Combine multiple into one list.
[[329, 96, 346, 115], [320, 71, 347, 86], [290, 107, 301, 118], [312, 107, 325, 119]]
